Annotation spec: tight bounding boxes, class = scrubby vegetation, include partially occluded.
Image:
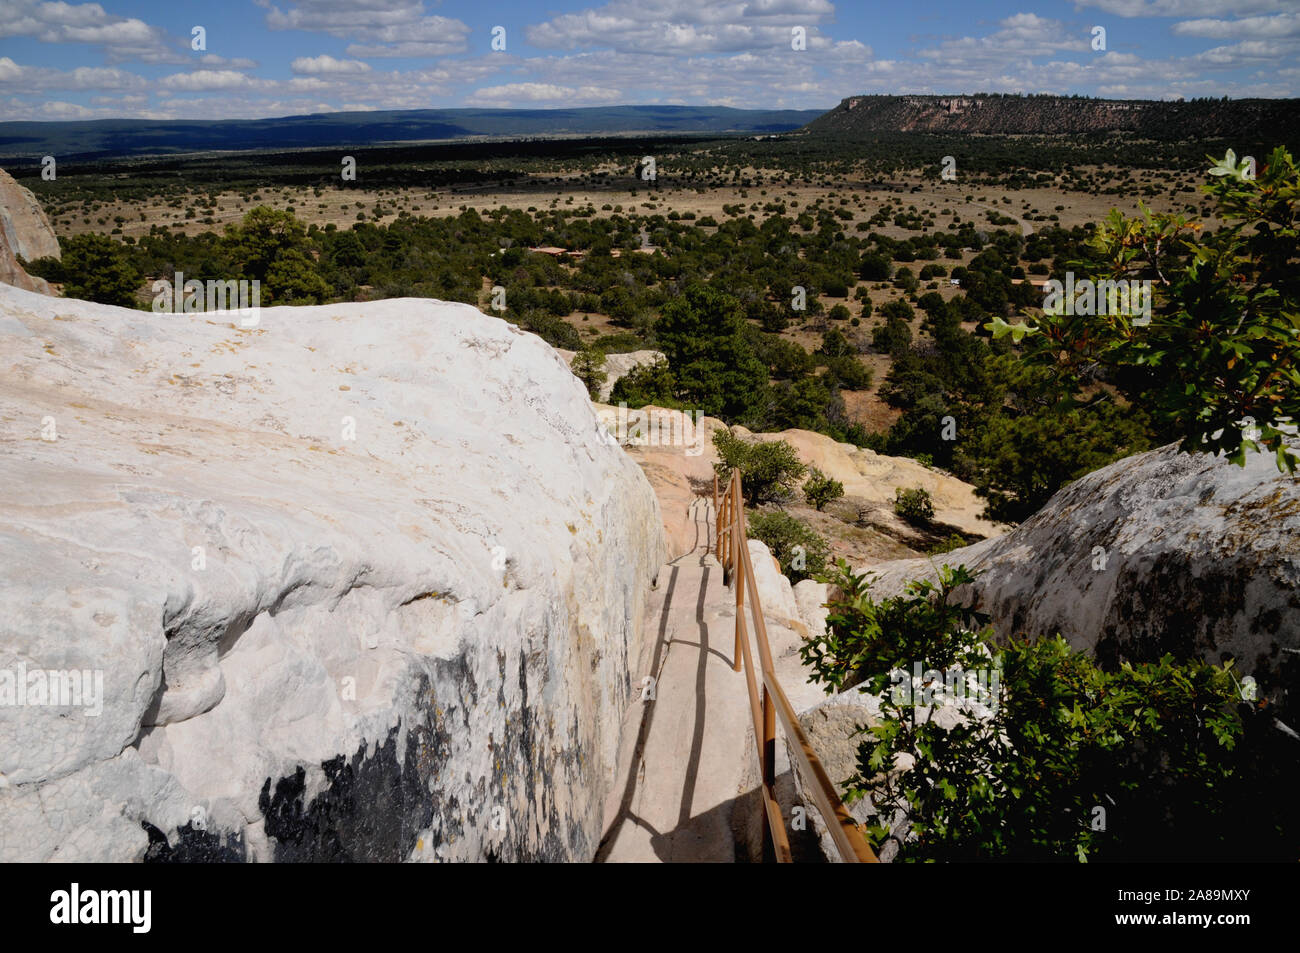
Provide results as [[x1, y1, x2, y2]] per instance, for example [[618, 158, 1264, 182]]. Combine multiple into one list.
[[892, 487, 934, 525], [711, 429, 806, 506], [802, 467, 844, 511], [570, 346, 607, 399], [21, 134, 1296, 530], [991, 146, 1300, 475], [803, 561, 1297, 861], [13, 118, 1296, 865], [745, 510, 829, 584]]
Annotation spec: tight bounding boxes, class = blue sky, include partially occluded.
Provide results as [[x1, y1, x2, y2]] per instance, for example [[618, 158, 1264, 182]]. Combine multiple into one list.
[[0, 0, 1297, 120]]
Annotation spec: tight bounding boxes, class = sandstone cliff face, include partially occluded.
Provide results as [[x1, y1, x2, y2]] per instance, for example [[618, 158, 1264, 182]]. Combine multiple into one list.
[[0, 169, 58, 296], [850, 442, 1300, 702], [0, 284, 665, 862]]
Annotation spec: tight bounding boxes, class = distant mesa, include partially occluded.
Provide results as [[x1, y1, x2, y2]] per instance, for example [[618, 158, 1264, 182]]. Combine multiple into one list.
[[803, 93, 1300, 138]]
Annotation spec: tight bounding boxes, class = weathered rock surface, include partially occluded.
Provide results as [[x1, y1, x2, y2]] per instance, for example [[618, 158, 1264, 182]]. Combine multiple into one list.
[[787, 690, 882, 859], [0, 252, 51, 295], [0, 169, 60, 264], [0, 169, 58, 296], [854, 442, 1300, 701], [0, 284, 665, 862], [746, 539, 806, 637], [596, 349, 664, 402], [793, 579, 831, 641]]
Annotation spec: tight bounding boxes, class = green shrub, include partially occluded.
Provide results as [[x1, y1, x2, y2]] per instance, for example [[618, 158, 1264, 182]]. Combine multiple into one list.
[[817, 328, 851, 358], [24, 255, 66, 283], [803, 467, 844, 511], [745, 509, 828, 583], [803, 561, 1263, 862], [713, 429, 806, 505], [926, 533, 968, 554], [609, 358, 678, 408], [58, 234, 142, 307], [859, 253, 891, 281], [591, 331, 646, 354], [517, 309, 581, 350], [879, 299, 915, 322], [570, 346, 607, 399], [893, 486, 934, 524], [871, 318, 911, 355], [823, 355, 873, 391]]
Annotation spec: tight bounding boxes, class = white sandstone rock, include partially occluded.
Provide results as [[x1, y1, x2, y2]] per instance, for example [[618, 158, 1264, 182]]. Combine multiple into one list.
[[0, 168, 58, 296], [746, 540, 805, 637], [855, 441, 1300, 700], [0, 284, 665, 862], [793, 579, 830, 640]]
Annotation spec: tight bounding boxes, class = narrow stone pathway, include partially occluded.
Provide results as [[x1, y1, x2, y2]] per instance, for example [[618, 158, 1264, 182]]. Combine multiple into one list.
[[595, 497, 755, 862]]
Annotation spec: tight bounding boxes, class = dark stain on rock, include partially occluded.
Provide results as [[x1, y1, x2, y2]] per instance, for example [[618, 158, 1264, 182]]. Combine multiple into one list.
[[145, 644, 604, 861], [256, 717, 440, 862], [142, 820, 246, 863]]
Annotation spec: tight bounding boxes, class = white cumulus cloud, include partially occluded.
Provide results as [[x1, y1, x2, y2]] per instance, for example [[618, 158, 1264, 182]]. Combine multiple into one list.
[[291, 54, 371, 74], [161, 69, 257, 91], [260, 1, 471, 57], [466, 82, 623, 106]]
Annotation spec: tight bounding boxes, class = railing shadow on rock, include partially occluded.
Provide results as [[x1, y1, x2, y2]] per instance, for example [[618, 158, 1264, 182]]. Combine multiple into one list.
[[713, 472, 879, 864]]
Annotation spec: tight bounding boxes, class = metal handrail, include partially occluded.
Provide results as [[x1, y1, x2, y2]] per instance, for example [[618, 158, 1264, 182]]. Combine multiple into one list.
[[712, 471, 879, 864]]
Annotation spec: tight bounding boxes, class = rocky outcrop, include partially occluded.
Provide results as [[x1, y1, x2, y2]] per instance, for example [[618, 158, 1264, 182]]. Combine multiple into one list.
[[589, 405, 999, 561], [793, 579, 830, 642], [0, 247, 51, 295], [0, 284, 665, 862], [555, 348, 664, 402], [787, 441, 1300, 862], [0, 169, 60, 264], [0, 169, 58, 296], [788, 691, 884, 860], [746, 540, 806, 637], [853, 442, 1300, 703], [596, 350, 664, 402], [733, 426, 1003, 539]]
